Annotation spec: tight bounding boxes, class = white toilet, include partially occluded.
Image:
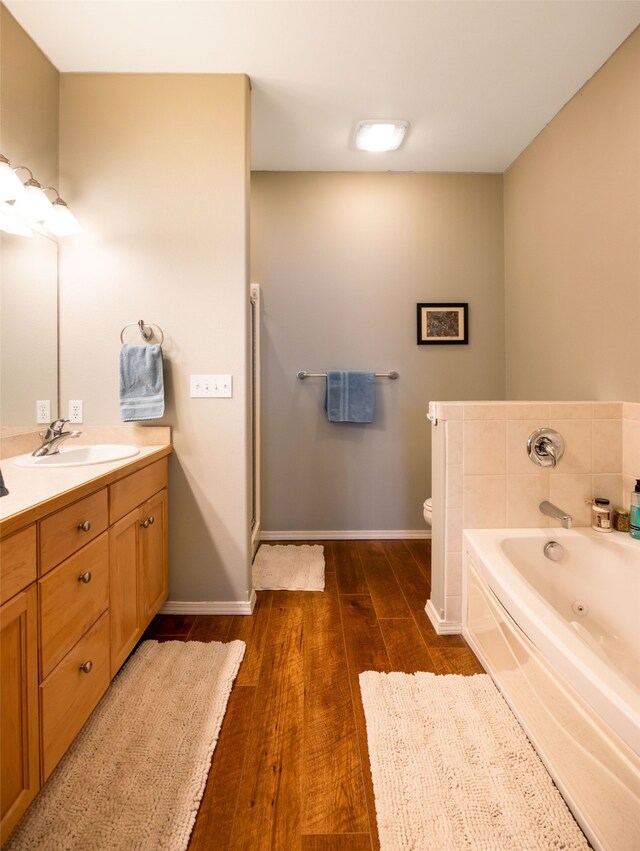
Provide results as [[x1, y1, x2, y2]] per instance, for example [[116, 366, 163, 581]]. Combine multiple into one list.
[[423, 497, 432, 527]]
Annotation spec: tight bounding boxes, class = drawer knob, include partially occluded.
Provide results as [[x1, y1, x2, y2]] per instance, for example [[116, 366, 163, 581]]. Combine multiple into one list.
[[78, 520, 92, 532], [79, 660, 93, 674], [141, 518, 149, 528], [148, 515, 155, 525], [78, 571, 92, 584]]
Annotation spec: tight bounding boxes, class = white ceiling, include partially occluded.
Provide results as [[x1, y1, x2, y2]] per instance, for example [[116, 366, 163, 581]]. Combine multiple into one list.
[[5, 1, 640, 172]]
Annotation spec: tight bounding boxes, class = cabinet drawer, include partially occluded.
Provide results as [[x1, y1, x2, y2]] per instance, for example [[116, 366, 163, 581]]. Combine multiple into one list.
[[109, 458, 168, 524], [0, 526, 37, 605], [40, 611, 110, 781], [39, 533, 109, 680], [39, 489, 108, 575]]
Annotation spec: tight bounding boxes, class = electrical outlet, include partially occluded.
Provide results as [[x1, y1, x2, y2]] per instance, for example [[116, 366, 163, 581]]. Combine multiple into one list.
[[36, 400, 51, 424], [68, 400, 83, 423], [190, 375, 233, 398]]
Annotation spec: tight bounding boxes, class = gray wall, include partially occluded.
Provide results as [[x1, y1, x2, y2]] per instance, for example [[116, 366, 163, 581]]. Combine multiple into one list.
[[251, 172, 505, 533]]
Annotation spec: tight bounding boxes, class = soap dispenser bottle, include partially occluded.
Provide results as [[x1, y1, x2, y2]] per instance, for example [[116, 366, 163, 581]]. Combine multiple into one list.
[[631, 479, 640, 540]]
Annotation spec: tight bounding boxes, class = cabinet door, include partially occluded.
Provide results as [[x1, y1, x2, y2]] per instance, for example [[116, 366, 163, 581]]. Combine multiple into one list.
[[109, 508, 141, 677], [1, 585, 39, 844], [139, 489, 168, 626]]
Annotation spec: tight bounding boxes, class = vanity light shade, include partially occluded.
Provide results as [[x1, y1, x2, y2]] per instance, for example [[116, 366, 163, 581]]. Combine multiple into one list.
[[354, 120, 409, 152], [13, 180, 53, 223], [43, 198, 82, 236], [0, 201, 32, 235], [0, 159, 24, 201]]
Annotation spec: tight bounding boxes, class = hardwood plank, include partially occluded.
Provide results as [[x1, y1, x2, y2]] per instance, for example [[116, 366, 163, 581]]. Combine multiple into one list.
[[412, 608, 466, 649], [143, 613, 196, 639], [229, 602, 304, 850], [359, 541, 411, 620], [404, 538, 432, 580], [301, 835, 372, 850], [187, 615, 233, 642], [338, 594, 391, 851], [381, 541, 431, 611], [333, 542, 369, 595], [227, 590, 274, 686], [428, 643, 485, 676], [302, 585, 369, 835], [187, 685, 257, 851], [378, 618, 437, 674]]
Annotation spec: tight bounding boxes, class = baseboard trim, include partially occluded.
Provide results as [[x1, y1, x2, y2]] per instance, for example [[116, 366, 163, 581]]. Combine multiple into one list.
[[425, 598, 462, 635], [160, 590, 256, 616], [260, 529, 431, 541]]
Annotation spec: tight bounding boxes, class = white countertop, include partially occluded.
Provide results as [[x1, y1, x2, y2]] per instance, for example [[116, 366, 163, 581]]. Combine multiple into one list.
[[0, 445, 168, 524]]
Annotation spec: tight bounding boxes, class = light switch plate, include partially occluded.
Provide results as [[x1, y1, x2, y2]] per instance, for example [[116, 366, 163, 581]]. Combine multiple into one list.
[[190, 374, 233, 398]]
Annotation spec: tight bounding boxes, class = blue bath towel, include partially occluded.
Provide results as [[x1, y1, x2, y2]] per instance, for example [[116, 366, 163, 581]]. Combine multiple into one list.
[[119, 344, 165, 422], [325, 371, 375, 423]]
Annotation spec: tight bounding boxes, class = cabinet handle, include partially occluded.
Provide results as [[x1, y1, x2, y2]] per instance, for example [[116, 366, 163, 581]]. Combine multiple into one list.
[[78, 571, 92, 584], [141, 518, 150, 528], [78, 520, 92, 532], [148, 515, 155, 525], [79, 660, 93, 674]]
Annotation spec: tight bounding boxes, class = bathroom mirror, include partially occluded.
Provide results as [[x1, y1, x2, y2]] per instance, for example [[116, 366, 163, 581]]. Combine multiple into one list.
[[0, 230, 58, 427]]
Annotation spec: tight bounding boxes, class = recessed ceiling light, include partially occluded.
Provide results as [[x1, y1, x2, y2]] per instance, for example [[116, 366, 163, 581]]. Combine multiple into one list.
[[354, 120, 409, 152]]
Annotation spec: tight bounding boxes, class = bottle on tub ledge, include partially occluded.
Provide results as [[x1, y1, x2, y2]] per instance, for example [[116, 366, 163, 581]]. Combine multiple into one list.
[[586, 497, 612, 533], [630, 479, 640, 541]]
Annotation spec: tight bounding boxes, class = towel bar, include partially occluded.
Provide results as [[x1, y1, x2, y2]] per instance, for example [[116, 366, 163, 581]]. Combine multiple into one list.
[[297, 370, 398, 380]]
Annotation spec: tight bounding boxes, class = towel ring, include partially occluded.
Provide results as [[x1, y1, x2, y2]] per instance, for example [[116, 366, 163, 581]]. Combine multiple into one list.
[[120, 320, 164, 345]]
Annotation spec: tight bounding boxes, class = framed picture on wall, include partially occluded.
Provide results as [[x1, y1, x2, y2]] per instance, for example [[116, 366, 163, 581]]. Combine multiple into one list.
[[417, 303, 468, 345]]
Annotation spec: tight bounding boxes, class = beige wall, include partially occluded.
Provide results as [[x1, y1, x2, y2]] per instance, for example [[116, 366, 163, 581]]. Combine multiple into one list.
[[59, 74, 252, 605], [0, 6, 59, 426], [0, 4, 58, 186], [504, 28, 640, 402], [251, 172, 505, 533]]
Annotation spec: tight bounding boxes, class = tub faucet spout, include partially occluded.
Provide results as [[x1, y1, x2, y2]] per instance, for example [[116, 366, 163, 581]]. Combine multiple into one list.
[[539, 500, 572, 529]]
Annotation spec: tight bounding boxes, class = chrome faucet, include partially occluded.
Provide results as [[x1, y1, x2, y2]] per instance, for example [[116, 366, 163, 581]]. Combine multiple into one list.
[[32, 419, 81, 457], [539, 500, 572, 529]]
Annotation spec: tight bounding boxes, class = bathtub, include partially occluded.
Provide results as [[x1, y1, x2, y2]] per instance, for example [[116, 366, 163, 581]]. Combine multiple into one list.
[[462, 527, 640, 851]]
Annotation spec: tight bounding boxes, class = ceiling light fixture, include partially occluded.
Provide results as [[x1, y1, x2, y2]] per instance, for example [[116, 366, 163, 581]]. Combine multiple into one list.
[[354, 120, 409, 152]]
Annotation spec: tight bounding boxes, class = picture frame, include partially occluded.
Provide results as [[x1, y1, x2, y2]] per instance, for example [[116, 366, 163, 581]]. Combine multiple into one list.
[[417, 303, 468, 345]]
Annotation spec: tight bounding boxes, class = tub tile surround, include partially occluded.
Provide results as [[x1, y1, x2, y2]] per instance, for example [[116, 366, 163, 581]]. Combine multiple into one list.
[[428, 400, 640, 632]]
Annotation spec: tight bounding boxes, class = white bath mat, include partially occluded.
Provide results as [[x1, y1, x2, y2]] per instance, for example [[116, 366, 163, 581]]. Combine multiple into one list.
[[252, 544, 325, 590], [5, 639, 245, 851], [359, 671, 589, 851]]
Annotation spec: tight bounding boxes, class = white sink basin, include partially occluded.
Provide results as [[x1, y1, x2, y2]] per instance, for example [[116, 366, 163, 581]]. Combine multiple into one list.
[[15, 444, 140, 468]]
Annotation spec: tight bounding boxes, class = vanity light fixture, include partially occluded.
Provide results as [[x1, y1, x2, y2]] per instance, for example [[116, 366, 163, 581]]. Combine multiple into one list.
[[354, 120, 409, 152], [0, 201, 32, 236], [0, 153, 81, 237], [42, 188, 82, 236], [0, 154, 25, 201], [12, 167, 53, 223]]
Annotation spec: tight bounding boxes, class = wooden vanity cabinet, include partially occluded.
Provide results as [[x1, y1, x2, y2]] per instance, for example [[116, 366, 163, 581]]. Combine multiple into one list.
[[0, 449, 170, 841], [109, 459, 168, 677], [0, 533, 39, 844]]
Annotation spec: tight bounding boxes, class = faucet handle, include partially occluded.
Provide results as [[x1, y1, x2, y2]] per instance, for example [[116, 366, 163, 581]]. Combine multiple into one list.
[[49, 418, 70, 434], [528, 428, 565, 468]]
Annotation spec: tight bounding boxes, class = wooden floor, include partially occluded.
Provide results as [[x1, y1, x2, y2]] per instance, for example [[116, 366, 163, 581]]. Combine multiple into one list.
[[143, 539, 484, 851]]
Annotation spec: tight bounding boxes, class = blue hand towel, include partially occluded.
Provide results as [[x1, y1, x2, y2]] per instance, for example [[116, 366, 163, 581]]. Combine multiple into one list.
[[325, 371, 375, 423], [119, 344, 165, 422]]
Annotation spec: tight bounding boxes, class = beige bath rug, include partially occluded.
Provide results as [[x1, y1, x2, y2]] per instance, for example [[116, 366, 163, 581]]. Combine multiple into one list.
[[359, 671, 589, 851], [5, 639, 245, 851], [253, 543, 325, 590]]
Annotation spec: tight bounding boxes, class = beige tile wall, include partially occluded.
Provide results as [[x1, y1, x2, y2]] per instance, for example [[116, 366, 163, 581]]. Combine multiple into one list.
[[431, 399, 640, 627]]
